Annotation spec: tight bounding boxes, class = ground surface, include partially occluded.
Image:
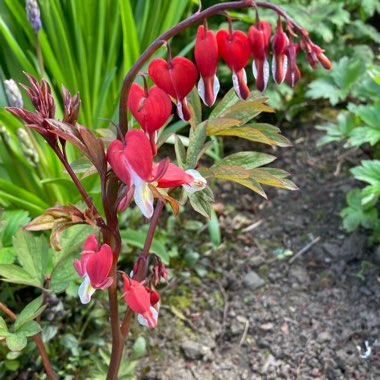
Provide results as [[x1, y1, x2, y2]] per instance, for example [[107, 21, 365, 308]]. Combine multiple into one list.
[[137, 123, 380, 380]]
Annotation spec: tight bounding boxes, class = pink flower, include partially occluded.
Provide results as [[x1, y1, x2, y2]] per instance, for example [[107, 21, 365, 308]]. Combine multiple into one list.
[[148, 56, 198, 121], [248, 20, 272, 91], [285, 43, 301, 88], [127, 83, 172, 155], [271, 19, 288, 84], [195, 25, 220, 106], [107, 130, 207, 218], [73, 235, 113, 304], [123, 275, 159, 329], [216, 28, 251, 100]]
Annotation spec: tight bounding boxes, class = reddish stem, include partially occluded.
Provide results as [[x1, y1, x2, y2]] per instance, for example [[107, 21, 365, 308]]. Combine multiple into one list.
[[53, 146, 106, 229], [0, 303, 58, 380], [118, 0, 306, 135]]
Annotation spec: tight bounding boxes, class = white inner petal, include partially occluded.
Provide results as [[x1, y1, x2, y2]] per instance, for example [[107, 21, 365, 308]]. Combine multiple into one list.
[[252, 61, 258, 80], [182, 169, 207, 193], [137, 306, 158, 328], [197, 77, 206, 105], [131, 170, 154, 219], [263, 58, 270, 91], [78, 275, 96, 304]]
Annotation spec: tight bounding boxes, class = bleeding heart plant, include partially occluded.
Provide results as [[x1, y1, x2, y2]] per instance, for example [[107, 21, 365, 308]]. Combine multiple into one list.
[[1, 1, 332, 379]]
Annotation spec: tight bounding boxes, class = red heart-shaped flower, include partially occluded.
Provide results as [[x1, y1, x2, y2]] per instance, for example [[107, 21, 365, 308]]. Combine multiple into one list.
[[128, 83, 172, 134]]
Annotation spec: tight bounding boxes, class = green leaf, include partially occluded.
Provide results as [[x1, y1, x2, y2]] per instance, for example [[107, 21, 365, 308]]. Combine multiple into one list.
[[207, 122, 291, 147], [14, 296, 45, 331], [132, 336, 146, 359], [185, 122, 207, 170], [120, 229, 168, 264], [341, 189, 378, 231], [0, 315, 9, 336], [12, 229, 49, 287], [0, 247, 16, 264], [351, 160, 380, 187], [15, 320, 41, 337], [174, 135, 186, 169], [0, 210, 30, 246], [213, 151, 276, 170], [6, 333, 28, 352], [188, 187, 214, 219], [0, 264, 40, 287]]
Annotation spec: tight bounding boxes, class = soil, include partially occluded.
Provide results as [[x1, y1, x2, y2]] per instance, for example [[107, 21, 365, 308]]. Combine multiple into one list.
[[136, 123, 380, 380]]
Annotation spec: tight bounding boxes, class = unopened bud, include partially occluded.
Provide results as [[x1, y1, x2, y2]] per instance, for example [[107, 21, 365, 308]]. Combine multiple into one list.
[[26, 0, 42, 34], [17, 128, 39, 166], [4, 79, 23, 108], [0, 125, 10, 145]]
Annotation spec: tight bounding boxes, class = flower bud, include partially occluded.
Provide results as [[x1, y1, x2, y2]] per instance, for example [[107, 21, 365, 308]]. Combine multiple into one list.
[[248, 20, 272, 91], [284, 43, 300, 88], [4, 79, 23, 108], [195, 25, 220, 107], [216, 29, 250, 100], [271, 21, 288, 84], [26, 0, 42, 34], [17, 128, 39, 166]]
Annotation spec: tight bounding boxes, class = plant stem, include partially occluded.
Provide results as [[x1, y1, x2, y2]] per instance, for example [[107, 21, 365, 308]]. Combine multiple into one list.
[[119, 199, 166, 337], [119, 0, 305, 135], [106, 261, 124, 380], [53, 146, 106, 229], [0, 303, 58, 380]]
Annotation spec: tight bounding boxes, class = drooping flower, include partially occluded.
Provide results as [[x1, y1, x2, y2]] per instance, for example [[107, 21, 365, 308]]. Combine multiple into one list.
[[284, 43, 301, 88], [194, 24, 220, 107], [122, 275, 157, 329], [216, 28, 251, 100], [128, 82, 172, 155], [148, 56, 198, 122], [310, 43, 332, 71], [271, 19, 288, 84], [107, 129, 207, 218], [73, 235, 113, 304], [137, 287, 161, 328], [248, 20, 272, 91]]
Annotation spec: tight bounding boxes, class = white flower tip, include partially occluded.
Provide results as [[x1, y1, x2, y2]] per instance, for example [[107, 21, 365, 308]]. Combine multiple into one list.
[[78, 275, 96, 304], [183, 169, 207, 193], [137, 307, 158, 328]]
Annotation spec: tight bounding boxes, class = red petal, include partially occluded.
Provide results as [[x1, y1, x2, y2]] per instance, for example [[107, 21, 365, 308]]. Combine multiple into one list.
[[195, 25, 219, 78], [123, 275, 151, 314], [148, 57, 198, 100], [124, 129, 153, 181], [128, 83, 172, 134], [217, 30, 250, 72], [248, 21, 272, 61], [86, 244, 113, 288], [83, 234, 98, 253], [154, 163, 193, 188], [107, 139, 131, 185]]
